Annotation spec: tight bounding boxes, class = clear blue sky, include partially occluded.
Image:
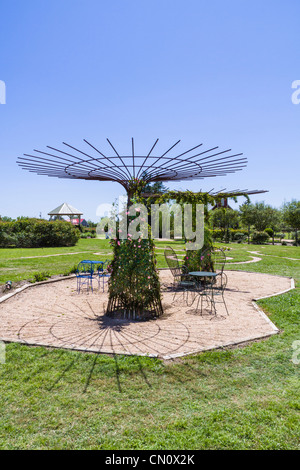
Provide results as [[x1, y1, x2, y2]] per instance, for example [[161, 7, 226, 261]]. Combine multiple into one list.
[[1, 0, 299, 221]]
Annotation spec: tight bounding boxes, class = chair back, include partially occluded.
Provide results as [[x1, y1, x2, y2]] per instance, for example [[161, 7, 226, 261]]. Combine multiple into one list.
[[212, 248, 226, 273], [76, 261, 94, 276], [164, 246, 182, 279], [97, 260, 109, 274]]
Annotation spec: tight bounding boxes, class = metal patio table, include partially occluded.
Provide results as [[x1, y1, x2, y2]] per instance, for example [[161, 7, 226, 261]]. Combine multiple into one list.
[[188, 271, 219, 315]]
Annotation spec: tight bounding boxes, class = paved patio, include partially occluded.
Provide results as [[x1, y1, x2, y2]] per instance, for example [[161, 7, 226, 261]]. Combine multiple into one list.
[[0, 271, 293, 360]]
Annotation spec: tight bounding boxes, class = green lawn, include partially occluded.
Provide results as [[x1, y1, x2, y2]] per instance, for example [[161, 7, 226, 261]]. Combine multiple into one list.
[[0, 240, 299, 449], [0, 239, 113, 284]]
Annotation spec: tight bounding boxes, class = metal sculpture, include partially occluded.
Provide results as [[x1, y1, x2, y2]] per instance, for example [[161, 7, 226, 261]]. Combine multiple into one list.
[[17, 138, 248, 191], [17, 138, 254, 320]]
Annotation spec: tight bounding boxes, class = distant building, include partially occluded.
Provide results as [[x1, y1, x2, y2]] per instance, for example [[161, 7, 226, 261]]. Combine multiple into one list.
[[71, 218, 88, 227], [211, 197, 232, 210], [48, 202, 84, 225]]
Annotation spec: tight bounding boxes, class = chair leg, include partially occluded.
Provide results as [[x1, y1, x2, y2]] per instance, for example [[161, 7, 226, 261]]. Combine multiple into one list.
[[222, 292, 229, 316]]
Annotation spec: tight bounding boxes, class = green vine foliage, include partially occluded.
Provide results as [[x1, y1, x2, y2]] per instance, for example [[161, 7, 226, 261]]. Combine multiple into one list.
[[153, 189, 249, 272], [183, 226, 214, 273], [126, 178, 147, 201], [107, 234, 162, 319], [106, 191, 163, 319], [154, 189, 248, 222]]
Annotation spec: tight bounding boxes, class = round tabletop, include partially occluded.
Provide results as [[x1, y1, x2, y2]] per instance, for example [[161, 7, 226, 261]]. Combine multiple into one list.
[[188, 271, 218, 277]]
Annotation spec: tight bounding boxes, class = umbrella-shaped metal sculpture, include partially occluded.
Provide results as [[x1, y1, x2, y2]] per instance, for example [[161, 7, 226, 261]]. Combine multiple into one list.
[[17, 138, 248, 196], [17, 138, 260, 319]]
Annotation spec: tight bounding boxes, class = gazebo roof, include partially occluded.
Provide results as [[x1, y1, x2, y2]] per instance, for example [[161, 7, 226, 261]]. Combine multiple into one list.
[[48, 202, 83, 216]]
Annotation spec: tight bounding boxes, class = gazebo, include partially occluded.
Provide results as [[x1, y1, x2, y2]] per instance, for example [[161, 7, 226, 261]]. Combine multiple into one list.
[[48, 202, 83, 226]]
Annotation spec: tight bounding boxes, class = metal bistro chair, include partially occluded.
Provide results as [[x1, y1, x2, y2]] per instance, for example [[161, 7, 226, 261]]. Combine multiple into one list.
[[204, 248, 229, 316], [164, 246, 196, 304], [95, 260, 111, 292], [76, 261, 94, 293]]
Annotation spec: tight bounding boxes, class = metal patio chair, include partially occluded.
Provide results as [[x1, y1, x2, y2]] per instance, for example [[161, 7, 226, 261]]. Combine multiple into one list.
[[95, 260, 111, 292], [76, 261, 94, 293], [202, 248, 229, 316], [164, 246, 196, 304]]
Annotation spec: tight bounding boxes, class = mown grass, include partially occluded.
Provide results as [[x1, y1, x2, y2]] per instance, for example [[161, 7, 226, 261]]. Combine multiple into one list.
[[0, 240, 299, 449], [0, 239, 112, 283]]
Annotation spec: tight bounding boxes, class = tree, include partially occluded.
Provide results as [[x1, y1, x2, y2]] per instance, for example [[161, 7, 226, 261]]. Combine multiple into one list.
[[210, 207, 240, 230], [239, 202, 282, 244], [143, 180, 168, 195], [263, 206, 282, 244], [239, 202, 256, 243], [209, 207, 240, 241], [282, 200, 300, 245]]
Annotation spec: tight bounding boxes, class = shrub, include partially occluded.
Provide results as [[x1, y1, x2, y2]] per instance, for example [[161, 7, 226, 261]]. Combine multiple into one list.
[[212, 229, 223, 241], [0, 219, 80, 248], [233, 232, 247, 242], [252, 231, 270, 244], [0, 231, 18, 247], [264, 228, 274, 237], [31, 272, 51, 283]]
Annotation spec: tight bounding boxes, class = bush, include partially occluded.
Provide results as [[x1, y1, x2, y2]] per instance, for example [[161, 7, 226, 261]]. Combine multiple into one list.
[[251, 231, 270, 244], [212, 229, 223, 241], [31, 272, 51, 283], [81, 231, 96, 239], [0, 231, 18, 247], [265, 228, 274, 237], [0, 219, 80, 248], [233, 232, 247, 242]]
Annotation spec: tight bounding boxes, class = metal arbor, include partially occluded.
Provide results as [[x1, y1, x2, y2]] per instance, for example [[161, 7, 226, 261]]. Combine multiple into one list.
[[17, 138, 249, 319]]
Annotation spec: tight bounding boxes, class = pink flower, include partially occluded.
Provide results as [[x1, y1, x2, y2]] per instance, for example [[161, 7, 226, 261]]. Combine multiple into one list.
[[117, 241, 120, 246]]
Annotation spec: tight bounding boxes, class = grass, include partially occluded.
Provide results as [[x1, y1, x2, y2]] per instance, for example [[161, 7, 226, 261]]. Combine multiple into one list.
[[0, 240, 299, 449], [0, 239, 112, 284]]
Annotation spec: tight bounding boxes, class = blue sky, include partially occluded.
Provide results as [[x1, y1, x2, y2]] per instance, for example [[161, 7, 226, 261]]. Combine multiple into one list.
[[0, 0, 299, 221]]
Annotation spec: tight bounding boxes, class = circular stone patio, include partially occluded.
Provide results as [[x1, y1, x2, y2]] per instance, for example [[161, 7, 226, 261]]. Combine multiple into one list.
[[0, 271, 293, 360]]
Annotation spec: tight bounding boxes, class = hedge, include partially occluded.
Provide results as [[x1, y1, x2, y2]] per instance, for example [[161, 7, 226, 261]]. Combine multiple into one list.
[[211, 228, 248, 241], [0, 218, 80, 248], [251, 231, 270, 244]]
